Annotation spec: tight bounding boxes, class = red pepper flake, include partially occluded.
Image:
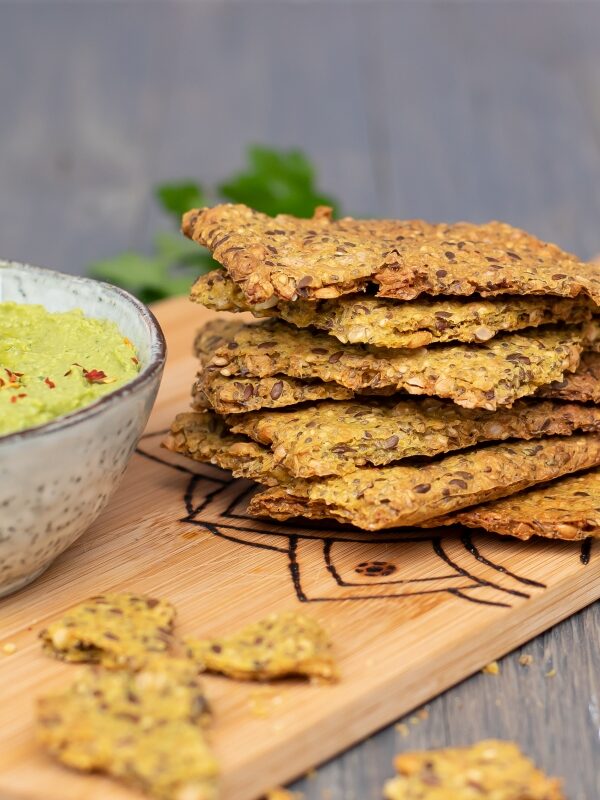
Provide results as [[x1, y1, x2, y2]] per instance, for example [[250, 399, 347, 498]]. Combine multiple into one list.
[[0, 377, 4, 387], [10, 396, 17, 404], [131, 356, 139, 365], [64, 369, 72, 377], [83, 368, 108, 383], [44, 377, 56, 389], [5, 368, 23, 383]]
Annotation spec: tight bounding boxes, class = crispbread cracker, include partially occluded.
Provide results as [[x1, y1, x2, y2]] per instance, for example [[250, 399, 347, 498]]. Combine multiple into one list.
[[192, 269, 593, 348], [197, 318, 585, 411], [182, 204, 600, 306], [37, 658, 218, 800], [229, 398, 600, 477], [164, 411, 288, 485], [442, 468, 600, 540], [383, 740, 563, 800], [40, 593, 175, 669], [192, 370, 353, 414], [537, 351, 600, 403], [185, 611, 338, 682], [248, 435, 600, 529]]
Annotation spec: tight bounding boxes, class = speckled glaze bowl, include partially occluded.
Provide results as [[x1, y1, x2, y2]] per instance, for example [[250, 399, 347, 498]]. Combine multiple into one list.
[[0, 261, 166, 597]]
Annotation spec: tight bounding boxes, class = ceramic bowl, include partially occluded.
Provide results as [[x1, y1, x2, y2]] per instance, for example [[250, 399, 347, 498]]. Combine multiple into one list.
[[0, 261, 166, 597]]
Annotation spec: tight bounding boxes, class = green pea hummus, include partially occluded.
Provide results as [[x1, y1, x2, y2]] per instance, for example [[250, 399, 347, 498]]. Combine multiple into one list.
[[0, 302, 140, 436]]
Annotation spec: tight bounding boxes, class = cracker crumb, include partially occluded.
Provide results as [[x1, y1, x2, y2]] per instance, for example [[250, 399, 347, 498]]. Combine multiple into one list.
[[249, 687, 278, 718], [409, 715, 420, 726], [2, 642, 17, 655], [417, 708, 429, 720], [482, 661, 500, 675], [266, 789, 302, 800], [519, 654, 533, 666], [545, 667, 557, 678], [395, 723, 410, 738]]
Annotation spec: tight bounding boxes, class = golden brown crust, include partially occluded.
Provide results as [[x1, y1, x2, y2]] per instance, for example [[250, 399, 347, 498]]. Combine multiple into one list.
[[196, 318, 585, 411], [229, 398, 600, 477], [441, 468, 600, 540], [182, 204, 600, 306], [383, 740, 564, 800], [185, 611, 338, 682], [37, 658, 218, 800], [192, 269, 593, 348], [248, 435, 600, 530], [164, 411, 289, 485], [537, 351, 600, 403]]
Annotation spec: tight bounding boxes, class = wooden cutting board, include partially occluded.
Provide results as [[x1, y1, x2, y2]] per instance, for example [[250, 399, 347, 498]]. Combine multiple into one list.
[[1, 296, 599, 800]]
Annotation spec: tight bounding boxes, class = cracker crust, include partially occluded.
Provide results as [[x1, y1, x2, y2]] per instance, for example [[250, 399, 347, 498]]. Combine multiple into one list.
[[196, 318, 585, 411], [248, 435, 600, 529], [192, 269, 593, 348], [182, 204, 600, 306]]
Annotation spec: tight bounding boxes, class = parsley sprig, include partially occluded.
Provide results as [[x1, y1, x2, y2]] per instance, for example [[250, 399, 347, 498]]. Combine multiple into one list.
[[90, 146, 339, 303]]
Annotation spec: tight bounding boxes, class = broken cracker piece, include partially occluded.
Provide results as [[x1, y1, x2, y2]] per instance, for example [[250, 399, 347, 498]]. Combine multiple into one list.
[[196, 318, 585, 411], [383, 740, 563, 799], [444, 467, 600, 540], [37, 657, 218, 800], [185, 611, 338, 682], [182, 204, 600, 307], [192, 269, 593, 348], [40, 593, 175, 669], [249, 435, 600, 530]]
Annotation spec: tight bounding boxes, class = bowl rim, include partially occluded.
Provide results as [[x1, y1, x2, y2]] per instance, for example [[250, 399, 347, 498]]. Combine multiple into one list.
[[0, 260, 167, 444]]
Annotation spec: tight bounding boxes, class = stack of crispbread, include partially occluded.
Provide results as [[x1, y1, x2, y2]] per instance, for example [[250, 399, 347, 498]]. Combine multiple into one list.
[[165, 204, 600, 541]]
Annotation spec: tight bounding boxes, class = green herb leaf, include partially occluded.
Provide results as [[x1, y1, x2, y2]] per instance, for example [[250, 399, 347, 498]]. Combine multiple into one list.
[[155, 181, 206, 222], [219, 145, 340, 218]]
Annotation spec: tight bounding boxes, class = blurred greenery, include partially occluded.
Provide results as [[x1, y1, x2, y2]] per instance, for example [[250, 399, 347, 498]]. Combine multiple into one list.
[[89, 146, 340, 304]]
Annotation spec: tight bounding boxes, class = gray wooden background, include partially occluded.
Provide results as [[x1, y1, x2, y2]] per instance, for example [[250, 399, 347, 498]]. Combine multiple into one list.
[[1, 1, 599, 797]]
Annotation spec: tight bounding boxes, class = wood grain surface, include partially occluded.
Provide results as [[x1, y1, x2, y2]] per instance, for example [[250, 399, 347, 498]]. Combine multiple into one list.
[[0, 298, 599, 800], [0, 3, 599, 798]]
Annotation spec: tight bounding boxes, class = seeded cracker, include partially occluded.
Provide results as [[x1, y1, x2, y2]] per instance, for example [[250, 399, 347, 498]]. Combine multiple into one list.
[[182, 204, 600, 306], [228, 398, 600, 477], [40, 593, 175, 669], [196, 318, 585, 411], [164, 411, 289, 485], [37, 657, 218, 800], [383, 740, 563, 800], [192, 269, 593, 348], [192, 370, 353, 414], [443, 468, 600, 540], [248, 435, 600, 530], [185, 611, 338, 682]]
